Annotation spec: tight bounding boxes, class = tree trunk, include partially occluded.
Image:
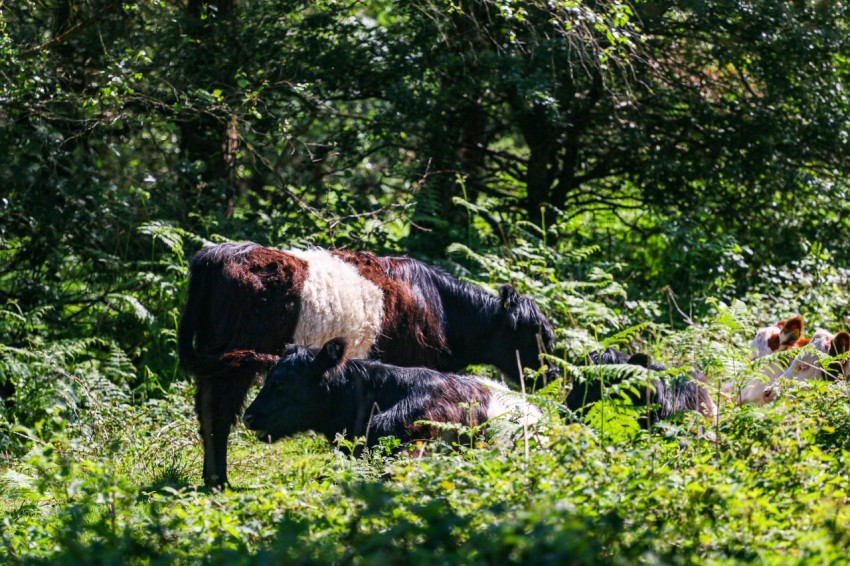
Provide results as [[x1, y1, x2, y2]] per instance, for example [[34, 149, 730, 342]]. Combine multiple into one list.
[[518, 107, 558, 226], [179, 0, 240, 218]]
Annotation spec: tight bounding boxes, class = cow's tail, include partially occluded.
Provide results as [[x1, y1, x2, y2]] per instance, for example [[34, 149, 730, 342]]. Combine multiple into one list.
[[177, 253, 213, 375], [186, 349, 281, 380]]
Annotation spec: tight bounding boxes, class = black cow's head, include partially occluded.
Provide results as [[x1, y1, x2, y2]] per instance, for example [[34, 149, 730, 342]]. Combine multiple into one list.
[[494, 285, 559, 385], [243, 338, 348, 442]]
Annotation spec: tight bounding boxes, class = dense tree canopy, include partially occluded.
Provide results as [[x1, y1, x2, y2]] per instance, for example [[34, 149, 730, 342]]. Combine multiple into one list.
[[2, 0, 850, 343]]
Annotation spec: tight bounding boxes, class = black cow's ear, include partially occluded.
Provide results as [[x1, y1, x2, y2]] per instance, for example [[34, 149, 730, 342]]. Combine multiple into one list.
[[316, 337, 348, 375], [627, 353, 651, 368], [499, 285, 520, 311]]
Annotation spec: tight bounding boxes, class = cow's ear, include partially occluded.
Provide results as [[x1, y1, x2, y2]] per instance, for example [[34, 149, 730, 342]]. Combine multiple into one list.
[[499, 285, 520, 312], [627, 353, 651, 369], [767, 333, 781, 352], [316, 338, 348, 375], [831, 332, 850, 356], [779, 316, 803, 346]]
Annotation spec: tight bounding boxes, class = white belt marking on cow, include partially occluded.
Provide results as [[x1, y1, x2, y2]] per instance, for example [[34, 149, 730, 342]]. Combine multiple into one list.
[[289, 249, 384, 359]]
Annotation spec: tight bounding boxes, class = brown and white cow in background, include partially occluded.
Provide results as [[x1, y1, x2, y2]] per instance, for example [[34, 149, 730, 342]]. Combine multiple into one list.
[[732, 316, 850, 406], [780, 329, 850, 382], [178, 242, 557, 488], [731, 316, 807, 406]]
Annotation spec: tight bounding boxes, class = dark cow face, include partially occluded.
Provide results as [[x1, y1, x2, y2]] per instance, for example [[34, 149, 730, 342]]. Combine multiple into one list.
[[496, 285, 559, 384], [243, 339, 347, 442]]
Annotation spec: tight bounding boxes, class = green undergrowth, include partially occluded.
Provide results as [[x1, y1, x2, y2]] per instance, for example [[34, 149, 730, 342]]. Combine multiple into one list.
[[4, 341, 850, 564], [5, 206, 850, 563]]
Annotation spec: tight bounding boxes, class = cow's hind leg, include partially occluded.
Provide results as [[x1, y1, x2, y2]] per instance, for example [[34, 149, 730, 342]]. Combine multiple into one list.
[[196, 372, 256, 489]]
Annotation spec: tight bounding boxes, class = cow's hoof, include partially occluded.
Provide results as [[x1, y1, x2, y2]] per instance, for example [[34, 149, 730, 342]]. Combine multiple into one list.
[[204, 475, 228, 491]]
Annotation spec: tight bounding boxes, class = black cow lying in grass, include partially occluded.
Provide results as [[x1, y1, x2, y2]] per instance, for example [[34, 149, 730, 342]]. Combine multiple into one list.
[[566, 347, 716, 426], [243, 338, 542, 449]]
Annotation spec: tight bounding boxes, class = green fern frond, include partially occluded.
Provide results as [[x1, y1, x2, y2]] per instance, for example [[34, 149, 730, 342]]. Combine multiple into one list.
[[137, 221, 188, 254], [106, 293, 154, 324], [601, 322, 654, 348]]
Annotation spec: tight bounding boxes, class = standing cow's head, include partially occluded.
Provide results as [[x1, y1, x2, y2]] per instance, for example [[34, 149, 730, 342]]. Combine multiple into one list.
[[494, 285, 559, 386], [243, 338, 348, 442]]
